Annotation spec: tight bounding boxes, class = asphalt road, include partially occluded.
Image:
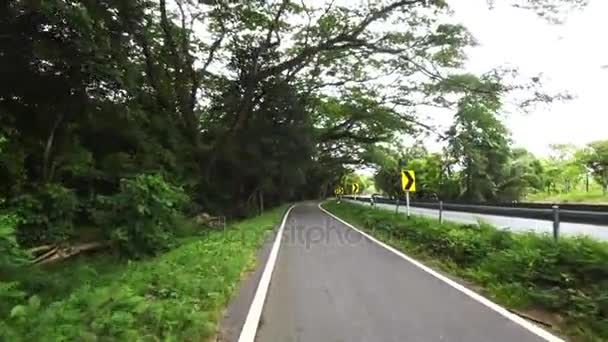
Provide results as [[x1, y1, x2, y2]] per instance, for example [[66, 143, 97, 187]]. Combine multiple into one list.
[[350, 199, 608, 241], [255, 203, 552, 342]]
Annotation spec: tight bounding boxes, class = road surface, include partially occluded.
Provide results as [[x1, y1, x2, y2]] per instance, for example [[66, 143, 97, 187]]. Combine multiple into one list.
[[255, 203, 555, 342], [349, 199, 608, 241]]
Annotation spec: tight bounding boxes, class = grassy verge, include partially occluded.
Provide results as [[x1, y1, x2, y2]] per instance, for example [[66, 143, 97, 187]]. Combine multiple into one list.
[[526, 189, 608, 204], [2, 205, 288, 341], [323, 200, 608, 342]]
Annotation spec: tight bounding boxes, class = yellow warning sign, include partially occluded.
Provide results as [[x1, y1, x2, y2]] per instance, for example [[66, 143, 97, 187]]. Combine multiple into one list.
[[401, 170, 416, 192]]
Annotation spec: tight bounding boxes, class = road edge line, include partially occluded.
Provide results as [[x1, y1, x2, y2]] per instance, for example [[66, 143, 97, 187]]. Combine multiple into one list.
[[317, 202, 564, 342], [237, 205, 296, 342]]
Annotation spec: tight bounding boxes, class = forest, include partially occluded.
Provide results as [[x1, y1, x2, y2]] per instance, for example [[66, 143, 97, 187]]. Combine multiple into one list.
[[0, 0, 604, 339]]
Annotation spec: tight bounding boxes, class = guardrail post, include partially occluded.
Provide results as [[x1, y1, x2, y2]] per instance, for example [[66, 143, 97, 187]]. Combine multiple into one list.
[[439, 200, 443, 224], [552, 205, 560, 241]]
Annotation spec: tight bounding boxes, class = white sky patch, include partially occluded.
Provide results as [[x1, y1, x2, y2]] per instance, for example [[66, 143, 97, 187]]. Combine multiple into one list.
[[438, 0, 608, 156]]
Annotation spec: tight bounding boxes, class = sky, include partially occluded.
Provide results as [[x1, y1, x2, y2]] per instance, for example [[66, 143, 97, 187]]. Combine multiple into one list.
[[442, 0, 608, 156]]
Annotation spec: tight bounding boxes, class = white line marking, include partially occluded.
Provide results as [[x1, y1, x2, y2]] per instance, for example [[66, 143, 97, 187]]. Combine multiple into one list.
[[318, 203, 564, 342], [238, 205, 295, 342]]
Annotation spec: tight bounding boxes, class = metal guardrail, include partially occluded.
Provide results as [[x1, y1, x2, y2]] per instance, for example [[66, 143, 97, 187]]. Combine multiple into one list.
[[344, 196, 608, 226]]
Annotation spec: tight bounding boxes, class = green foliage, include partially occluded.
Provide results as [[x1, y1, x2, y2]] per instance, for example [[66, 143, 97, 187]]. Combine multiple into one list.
[[325, 201, 608, 340], [0, 212, 28, 316], [527, 188, 608, 204], [525, 141, 608, 203], [445, 93, 510, 201], [580, 140, 608, 194], [370, 133, 604, 204], [11, 184, 78, 245], [0, 212, 26, 268], [497, 148, 546, 201], [93, 174, 189, 257], [540, 144, 587, 194], [0, 206, 286, 341]]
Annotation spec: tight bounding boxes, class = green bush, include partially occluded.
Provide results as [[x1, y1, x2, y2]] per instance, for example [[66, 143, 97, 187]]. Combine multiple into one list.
[[0, 211, 26, 269], [11, 184, 78, 245], [0, 210, 31, 339], [324, 201, 608, 341], [0, 211, 28, 315], [92, 174, 189, 257]]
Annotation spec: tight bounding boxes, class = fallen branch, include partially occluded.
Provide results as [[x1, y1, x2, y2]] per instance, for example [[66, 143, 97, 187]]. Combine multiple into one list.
[[32, 242, 109, 265], [194, 212, 226, 229], [33, 247, 58, 264], [28, 244, 55, 255]]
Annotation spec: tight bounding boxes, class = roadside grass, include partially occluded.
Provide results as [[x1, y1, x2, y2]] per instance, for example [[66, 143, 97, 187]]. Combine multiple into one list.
[[1, 205, 288, 341], [526, 188, 608, 204], [323, 200, 608, 342]]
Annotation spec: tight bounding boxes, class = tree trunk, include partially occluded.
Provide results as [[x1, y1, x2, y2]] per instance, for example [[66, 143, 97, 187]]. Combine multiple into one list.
[[42, 113, 64, 183], [603, 169, 608, 195], [258, 189, 264, 215]]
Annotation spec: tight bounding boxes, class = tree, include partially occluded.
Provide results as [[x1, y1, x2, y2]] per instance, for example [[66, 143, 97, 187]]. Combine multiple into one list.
[[543, 144, 586, 193], [497, 148, 545, 201], [369, 146, 403, 198], [445, 90, 510, 202], [581, 140, 608, 194]]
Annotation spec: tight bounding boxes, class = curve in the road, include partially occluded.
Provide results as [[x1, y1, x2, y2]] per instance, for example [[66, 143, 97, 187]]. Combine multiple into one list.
[[241, 203, 563, 342]]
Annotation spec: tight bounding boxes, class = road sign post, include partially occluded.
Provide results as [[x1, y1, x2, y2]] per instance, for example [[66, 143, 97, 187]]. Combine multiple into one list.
[[334, 186, 344, 203], [351, 183, 360, 200], [405, 192, 410, 218], [439, 200, 443, 224]]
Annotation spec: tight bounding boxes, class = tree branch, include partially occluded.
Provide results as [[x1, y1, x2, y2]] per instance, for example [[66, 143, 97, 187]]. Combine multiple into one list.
[[260, 0, 425, 79]]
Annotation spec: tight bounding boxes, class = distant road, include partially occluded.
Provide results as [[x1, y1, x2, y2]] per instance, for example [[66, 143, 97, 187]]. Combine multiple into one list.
[[255, 203, 558, 342], [347, 199, 608, 241]]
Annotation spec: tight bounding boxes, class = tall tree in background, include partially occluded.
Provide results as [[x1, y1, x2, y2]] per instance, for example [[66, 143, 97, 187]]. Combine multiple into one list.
[[445, 90, 510, 202]]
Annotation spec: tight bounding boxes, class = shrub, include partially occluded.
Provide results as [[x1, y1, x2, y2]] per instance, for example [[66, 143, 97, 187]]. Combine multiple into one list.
[[0, 211, 26, 270], [0, 210, 29, 338], [92, 174, 189, 257], [11, 184, 78, 245]]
